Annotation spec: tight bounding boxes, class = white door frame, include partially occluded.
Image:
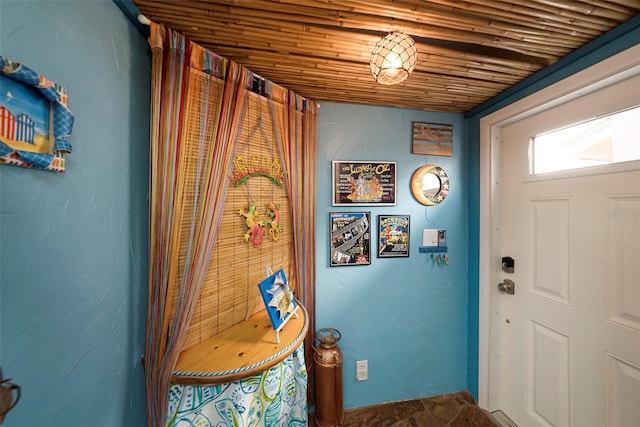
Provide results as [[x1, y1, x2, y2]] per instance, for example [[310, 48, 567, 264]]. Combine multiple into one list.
[[477, 43, 640, 412]]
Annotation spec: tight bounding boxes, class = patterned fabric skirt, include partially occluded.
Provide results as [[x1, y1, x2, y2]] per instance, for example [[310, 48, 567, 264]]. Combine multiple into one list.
[[167, 344, 307, 426]]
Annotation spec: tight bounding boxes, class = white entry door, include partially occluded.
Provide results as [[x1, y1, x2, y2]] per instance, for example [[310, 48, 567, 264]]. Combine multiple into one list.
[[497, 75, 640, 427]]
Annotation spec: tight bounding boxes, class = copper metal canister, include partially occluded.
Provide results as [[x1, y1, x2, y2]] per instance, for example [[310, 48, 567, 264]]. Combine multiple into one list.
[[0, 369, 20, 425], [313, 328, 344, 427]]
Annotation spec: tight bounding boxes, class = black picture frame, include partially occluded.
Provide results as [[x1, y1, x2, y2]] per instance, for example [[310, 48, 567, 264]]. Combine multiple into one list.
[[329, 212, 371, 266], [332, 160, 396, 206], [378, 215, 410, 257]]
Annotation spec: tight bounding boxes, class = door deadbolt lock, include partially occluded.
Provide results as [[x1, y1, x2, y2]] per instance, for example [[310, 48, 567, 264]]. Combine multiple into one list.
[[501, 256, 515, 273], [498, 279, 515, 295]]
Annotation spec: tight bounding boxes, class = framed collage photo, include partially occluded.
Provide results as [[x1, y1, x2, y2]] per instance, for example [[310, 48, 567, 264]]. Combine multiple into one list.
[[329, 212, 371, 266], [378, 215, 410, 257]]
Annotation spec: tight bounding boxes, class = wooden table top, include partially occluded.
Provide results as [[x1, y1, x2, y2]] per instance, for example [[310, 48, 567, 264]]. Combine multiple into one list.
[[172, 304, 308, 385]]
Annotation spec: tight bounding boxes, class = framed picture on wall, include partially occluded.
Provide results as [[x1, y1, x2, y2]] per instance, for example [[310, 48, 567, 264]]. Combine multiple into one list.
[[0, 56, 74, 172], [329, 212, 371, 266], [332, 160, 396, 206], [378, 215, 410, 257], [411, 122, 453, 156]]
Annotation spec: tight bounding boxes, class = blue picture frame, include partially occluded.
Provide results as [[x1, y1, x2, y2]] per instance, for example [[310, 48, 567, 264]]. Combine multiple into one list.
[[0, 56, 74, 172], [257, 268, 297, 333]]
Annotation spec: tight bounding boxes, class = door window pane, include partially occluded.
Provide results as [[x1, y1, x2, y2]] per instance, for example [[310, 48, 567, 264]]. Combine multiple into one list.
[[532, 106, 640, 174]]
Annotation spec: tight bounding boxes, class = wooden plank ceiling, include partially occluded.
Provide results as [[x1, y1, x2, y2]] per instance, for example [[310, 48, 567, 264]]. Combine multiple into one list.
[[132, 0, 639, 113]]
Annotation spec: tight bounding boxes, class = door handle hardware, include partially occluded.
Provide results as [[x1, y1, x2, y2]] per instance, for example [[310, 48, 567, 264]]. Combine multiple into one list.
[[498, 279, 515, 295], [501, 256, 515, 273]]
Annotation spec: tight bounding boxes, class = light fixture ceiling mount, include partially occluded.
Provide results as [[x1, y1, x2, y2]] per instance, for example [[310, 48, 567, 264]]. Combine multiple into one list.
[[370, 32, 418, 85]]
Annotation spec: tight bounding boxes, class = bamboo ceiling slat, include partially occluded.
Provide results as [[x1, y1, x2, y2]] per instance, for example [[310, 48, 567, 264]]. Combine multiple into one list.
[[138, 0, 588, 56], [244, 56, 522, 86], [526, 0, 635, 20], [139, 0, 634, 43], [149, 11, 546, 61], [192, 27, 550, 73], [142, 3, 589, 58], [257, 77, 497, 102], [610, 0, 640, 8], [133, 0, 639, 112], [319, 0, 619, 33], [213, 45, 530, 82], [563, 0, 640, 14], [412, 0, 629, 28], [219, 48, 508, 89]]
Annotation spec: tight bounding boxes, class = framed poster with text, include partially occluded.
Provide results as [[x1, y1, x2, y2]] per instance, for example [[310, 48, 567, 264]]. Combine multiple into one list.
[[332, 160, 396, 206], [329, 212, 371, 266], [378, 214, 410, 257]]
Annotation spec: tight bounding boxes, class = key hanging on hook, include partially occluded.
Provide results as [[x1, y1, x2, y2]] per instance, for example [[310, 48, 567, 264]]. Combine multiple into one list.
[[436, 254, 441, 265], [444, 254, 449, 265]]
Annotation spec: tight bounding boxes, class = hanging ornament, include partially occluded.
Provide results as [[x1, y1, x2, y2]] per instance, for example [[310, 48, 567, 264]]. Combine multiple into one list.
[[231, 101, 287, 247], [265, 202, 282, 241], [238, 201, 283, 247], [238, 202, 265, 247]]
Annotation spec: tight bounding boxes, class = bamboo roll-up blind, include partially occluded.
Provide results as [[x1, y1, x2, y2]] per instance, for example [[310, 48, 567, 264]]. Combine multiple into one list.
[[161, 67, 222, 346], [176, 86, 294, 351]]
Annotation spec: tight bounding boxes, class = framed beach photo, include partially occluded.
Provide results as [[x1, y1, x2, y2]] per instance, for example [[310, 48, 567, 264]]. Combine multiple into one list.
[[332, 160, 396, 206], [329, 212, 371, 266], [378, 215, 410, 257], [0, 56, 74, 172]]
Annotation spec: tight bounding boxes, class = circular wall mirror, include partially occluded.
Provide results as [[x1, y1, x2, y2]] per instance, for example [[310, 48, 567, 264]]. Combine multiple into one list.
[[411, 165, 449, 206]]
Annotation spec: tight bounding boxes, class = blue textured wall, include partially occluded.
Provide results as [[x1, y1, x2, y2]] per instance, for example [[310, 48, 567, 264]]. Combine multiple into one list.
[[0, 1, 149, 426], [316, 103, 468, 409], [2, 2, 636, 423]]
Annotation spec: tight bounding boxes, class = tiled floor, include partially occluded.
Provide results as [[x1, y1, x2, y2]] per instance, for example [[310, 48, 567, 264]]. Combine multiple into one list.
[[309, 390, 501, 427]]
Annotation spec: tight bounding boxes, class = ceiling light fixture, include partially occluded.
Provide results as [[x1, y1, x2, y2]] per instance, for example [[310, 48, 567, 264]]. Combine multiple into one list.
[[369, 32, 418, 85]]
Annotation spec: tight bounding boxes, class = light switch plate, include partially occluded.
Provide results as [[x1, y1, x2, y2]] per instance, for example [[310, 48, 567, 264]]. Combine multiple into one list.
[[422, 229, 439, 246], [356, 360, 368, 381]]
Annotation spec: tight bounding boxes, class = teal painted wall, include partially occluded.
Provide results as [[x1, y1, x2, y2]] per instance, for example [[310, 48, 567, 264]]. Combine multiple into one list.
[[0, 1, 150, 426], [316, 103, 468, 408], [1, 1, 637, 423]]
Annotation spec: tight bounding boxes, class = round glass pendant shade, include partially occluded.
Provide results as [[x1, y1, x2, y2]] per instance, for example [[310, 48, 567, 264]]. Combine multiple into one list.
[[370, 32, 418, 85]]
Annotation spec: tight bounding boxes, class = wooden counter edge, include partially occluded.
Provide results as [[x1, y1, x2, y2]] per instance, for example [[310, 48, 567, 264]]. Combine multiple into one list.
[[171, 304, 308, 386]]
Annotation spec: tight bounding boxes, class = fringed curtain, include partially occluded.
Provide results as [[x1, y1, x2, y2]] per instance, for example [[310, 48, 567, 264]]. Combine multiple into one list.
[[301, 103, 317, 402], [271, 93, 318, 402], [145, 22, 318, 426], [145, 23, 249, 426]]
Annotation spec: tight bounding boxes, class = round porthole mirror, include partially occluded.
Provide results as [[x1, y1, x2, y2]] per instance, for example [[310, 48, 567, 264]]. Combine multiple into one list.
[[411, 165, 449, 206]]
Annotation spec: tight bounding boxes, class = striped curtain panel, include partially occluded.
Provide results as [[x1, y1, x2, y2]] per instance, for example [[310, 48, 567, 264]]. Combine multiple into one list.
[[145, 22, 318, 425], [271, 94, 318, 401], [145, 23, 249, 426]]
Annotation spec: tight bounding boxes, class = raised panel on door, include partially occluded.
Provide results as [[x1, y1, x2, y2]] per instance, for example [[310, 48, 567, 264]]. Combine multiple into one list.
[[527, 320, 571, 427]]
